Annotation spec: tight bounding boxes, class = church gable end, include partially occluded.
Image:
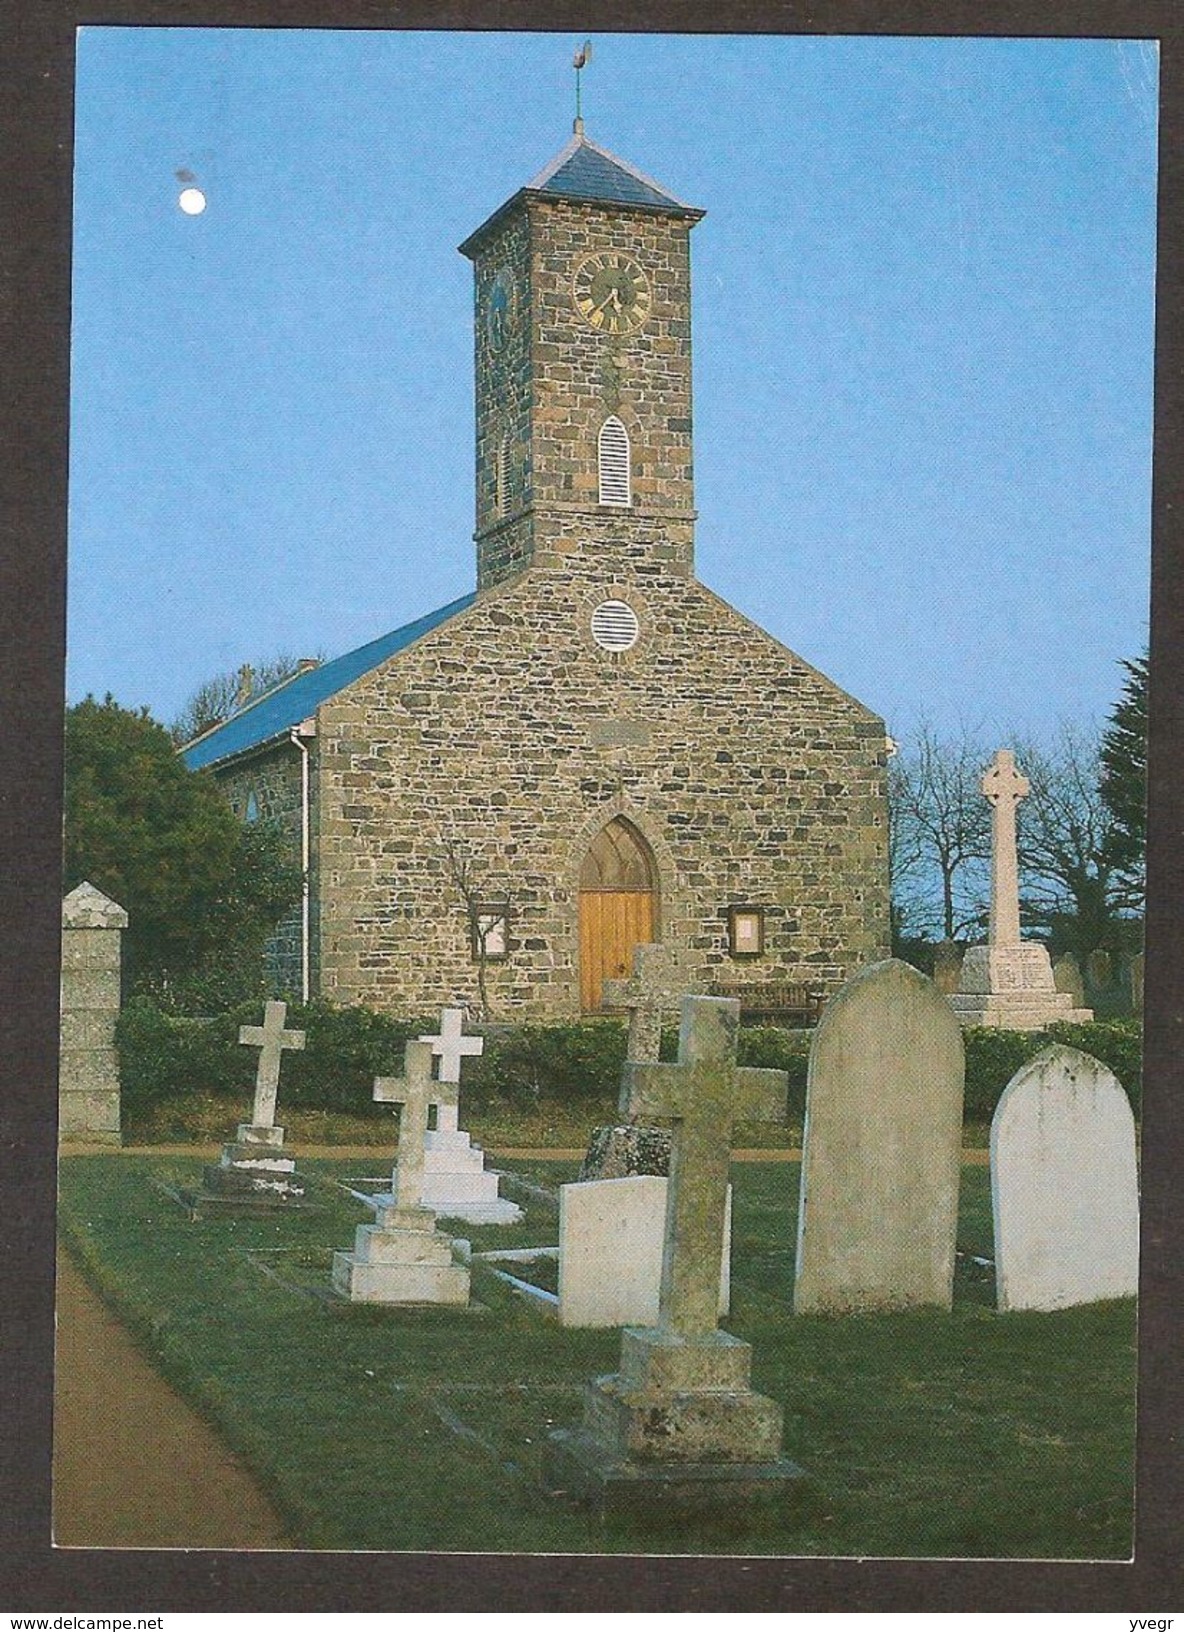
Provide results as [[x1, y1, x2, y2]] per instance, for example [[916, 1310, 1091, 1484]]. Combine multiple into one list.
[[199, 121, 890, 1020]]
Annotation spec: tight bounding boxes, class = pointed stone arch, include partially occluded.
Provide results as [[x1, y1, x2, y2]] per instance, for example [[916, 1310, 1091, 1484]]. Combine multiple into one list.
[[573, 811, 661, 1013]]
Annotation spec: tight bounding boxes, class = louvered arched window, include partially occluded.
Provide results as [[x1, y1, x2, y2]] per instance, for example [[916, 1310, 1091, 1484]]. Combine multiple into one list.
[[598, 416, 631, 508]]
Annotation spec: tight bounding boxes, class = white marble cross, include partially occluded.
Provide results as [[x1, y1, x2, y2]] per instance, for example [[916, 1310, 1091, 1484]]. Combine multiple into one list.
[[420, 1007, 484, 1082], [602, 943, 683, 1063], [622, 996, 787, 1339], [981, 748, 1030, 948], [373, 1040, 439, 1211], [238, 1000, 306, 1129], [418, 1007, 483, 1135]]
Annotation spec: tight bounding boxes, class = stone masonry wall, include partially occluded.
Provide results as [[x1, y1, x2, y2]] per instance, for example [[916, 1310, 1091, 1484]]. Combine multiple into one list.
[[313, 560, 889, 1019], [469, 197, 698, 589], [471, 207, 534, 585], [60, 883, 127, 1144], [216, 745, 305, 999]]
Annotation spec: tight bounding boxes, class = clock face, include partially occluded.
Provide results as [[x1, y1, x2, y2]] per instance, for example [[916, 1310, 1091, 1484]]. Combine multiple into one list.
[[573, 251, 652, 335], [487, 273, 512, 351]]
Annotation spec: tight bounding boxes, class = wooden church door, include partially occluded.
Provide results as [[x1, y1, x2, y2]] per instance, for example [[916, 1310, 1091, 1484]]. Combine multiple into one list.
[[578, 817, 658, 1012]]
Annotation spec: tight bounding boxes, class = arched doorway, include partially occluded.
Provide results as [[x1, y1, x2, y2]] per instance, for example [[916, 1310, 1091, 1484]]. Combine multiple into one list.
[[578, 816, 659, 1012]]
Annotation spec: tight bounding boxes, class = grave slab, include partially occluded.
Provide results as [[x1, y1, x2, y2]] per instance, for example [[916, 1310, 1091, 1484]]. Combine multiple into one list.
[[991, 1044, 1139, 1312]]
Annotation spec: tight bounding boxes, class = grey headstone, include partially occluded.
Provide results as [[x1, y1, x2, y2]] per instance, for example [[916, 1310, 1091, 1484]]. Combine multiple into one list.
[[1086, 948, 1113, 990], [932, 940, 964, 996], [795, 959, 965, 1314], [991, 1045, 1138, 1311], [1053, 952, 1086, 1008]]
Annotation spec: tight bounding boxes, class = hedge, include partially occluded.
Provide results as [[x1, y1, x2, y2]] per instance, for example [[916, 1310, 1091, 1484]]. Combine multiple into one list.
[[116, 998, 1141, 1132]]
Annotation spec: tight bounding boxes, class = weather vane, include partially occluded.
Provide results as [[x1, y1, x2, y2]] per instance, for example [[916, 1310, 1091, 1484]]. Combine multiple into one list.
[[573, 40, 592, 134]]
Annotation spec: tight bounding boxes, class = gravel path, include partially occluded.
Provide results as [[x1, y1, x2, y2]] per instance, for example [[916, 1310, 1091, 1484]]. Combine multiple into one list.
[[53, 1249, 291, 1550]]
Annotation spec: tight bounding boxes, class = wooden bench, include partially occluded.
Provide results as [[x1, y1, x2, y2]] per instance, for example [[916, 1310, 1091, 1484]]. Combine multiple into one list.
[[708, 982, 825, 1028]]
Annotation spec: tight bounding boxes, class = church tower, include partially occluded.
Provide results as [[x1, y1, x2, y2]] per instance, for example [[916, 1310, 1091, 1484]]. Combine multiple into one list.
[[459, 128, 704, 590]]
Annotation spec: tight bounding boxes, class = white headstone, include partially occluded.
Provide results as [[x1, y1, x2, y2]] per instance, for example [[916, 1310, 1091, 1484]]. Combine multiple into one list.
[[558, 1175, 730, 1328], [795, 959, 965, 1314], [990, 1045, 1139, 1312]]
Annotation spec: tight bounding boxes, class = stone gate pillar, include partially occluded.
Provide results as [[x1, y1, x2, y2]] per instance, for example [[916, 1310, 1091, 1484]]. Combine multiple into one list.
[[59, 882, 127, 1145]]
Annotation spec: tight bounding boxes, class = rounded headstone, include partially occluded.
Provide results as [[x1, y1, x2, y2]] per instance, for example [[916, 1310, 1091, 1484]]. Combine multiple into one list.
[[794, 959, 966, 1314], [990, 1044, 1138, 1312]]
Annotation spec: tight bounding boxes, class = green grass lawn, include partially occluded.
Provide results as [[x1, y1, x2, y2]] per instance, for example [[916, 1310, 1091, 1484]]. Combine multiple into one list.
[[57, 1153, 1135, 1558]]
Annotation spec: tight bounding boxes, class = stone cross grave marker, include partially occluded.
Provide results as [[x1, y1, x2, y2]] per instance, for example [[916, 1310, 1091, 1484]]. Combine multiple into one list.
[[950, 750, 1090, 1030], [991, 1044, 1139, 1312], [419, 1007, 483, 1134], [373, 1040, 439, 1212], [795, 959, 965, 1314], [545, 995, 803, 1506], [602, 943, 683, 1063], [239, 1000, 306, 1133], [623, 995, 786, 1338], [331, 1039, 471, 1304], [982, 748, 1029, 947]]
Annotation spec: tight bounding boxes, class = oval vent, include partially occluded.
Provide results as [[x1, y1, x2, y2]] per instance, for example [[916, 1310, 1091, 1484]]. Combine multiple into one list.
[[590, 599, 640, 652]]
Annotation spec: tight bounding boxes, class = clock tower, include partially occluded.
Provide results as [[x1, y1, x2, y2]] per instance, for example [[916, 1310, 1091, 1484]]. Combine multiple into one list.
[[459, 129, 705, 591]]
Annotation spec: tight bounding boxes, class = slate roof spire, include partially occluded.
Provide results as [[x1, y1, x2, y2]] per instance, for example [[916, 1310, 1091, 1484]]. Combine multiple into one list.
[[458, 128, 702, 259]]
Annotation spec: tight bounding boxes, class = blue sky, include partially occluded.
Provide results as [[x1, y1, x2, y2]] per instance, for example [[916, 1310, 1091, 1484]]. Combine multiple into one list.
[[67, 29, 1159, 744]]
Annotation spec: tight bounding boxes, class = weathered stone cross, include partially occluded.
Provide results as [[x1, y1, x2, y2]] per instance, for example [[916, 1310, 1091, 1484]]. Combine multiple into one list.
[[602, 943, 684, 1063], [622, 996, 787, 1337], [981, 748, 1030, 948], [418, 1006, 484, 1135], [239, 1000, 306, 1130], [373, 1040, 439, 1212]]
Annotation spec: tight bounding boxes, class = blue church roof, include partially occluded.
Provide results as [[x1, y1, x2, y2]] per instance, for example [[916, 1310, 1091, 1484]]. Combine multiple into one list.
[[181, 592, 477, 771]]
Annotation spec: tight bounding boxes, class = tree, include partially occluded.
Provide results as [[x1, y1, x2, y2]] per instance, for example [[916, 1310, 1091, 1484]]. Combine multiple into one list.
[[1099, 653, 1148, 894], [170, 652, 322, 747], [439, 831, 505, 1021], [888, 722, 992, 945], [65, 696, 302, 1006], [1012, 725, 1142, 963]]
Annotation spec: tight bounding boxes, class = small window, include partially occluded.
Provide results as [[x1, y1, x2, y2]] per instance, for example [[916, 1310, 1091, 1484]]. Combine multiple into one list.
[[245, 791, 260, 823], [598, 416, 631, 507], [496, 435, 511, 516]]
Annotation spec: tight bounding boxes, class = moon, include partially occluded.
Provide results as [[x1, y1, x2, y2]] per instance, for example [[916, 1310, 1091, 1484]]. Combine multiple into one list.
[[178, 187, 207, 216]]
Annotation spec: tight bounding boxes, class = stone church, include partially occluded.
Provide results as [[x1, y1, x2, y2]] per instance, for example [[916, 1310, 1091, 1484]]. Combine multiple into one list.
[[183, 125, 891, 1019]]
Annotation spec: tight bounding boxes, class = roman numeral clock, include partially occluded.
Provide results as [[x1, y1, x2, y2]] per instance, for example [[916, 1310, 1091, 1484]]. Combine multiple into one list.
[[572, 250, 652, 334]]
